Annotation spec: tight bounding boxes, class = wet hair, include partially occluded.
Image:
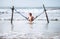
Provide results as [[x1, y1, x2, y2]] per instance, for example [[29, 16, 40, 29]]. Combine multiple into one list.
[[29, 13, 32, 16]]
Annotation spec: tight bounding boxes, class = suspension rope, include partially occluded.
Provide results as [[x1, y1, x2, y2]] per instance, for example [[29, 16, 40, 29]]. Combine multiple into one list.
[[15, 8, 44, 21], [14, 9, 28, 20], [15, 8, 45, 21], [34, 11, 44, 20]]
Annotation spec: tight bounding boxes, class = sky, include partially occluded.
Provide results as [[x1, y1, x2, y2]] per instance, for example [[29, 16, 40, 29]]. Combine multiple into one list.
[[0, 0, 60, 7]]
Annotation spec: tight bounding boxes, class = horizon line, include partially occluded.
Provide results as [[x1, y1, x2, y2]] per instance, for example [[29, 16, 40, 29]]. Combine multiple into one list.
[[0, 7, 60, 9]]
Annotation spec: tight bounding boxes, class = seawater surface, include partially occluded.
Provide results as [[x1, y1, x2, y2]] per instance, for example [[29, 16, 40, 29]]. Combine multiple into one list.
[[0, 8, 60, 39]]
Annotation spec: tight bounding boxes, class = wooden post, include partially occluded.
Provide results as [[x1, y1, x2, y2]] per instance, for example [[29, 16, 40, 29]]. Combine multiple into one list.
[[11, 6, 14, 24], [43, 4, 49, 23]]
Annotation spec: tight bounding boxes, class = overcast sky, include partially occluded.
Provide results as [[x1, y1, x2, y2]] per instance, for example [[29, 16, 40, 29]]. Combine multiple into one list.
[[0, 0, 60, 7]]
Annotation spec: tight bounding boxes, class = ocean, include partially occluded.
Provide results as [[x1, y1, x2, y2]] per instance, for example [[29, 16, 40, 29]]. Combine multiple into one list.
[[0, 7, 60, 39]]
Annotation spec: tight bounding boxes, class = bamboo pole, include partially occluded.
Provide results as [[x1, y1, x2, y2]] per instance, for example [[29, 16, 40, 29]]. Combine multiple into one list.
[[11, 6, 14, 24], [43, 4, 49, 23]]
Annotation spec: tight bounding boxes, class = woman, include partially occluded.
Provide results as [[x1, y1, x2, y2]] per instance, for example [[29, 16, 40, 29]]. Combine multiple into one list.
[[28, 13, 34, 22]]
